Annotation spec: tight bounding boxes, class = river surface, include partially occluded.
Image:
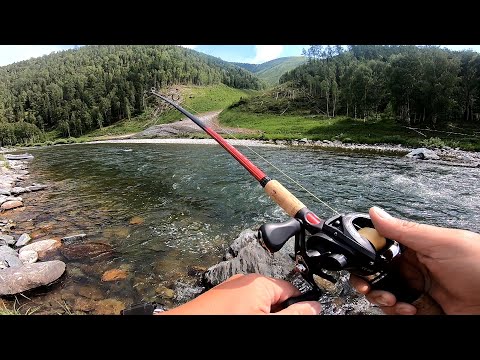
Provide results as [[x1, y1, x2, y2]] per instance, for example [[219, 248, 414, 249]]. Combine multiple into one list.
[[8, 143, 480, 314]]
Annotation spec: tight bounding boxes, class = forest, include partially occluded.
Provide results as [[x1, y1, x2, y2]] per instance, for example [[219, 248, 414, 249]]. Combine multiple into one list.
[[280, 45, 480, 127], [0, 45, 263, 145]]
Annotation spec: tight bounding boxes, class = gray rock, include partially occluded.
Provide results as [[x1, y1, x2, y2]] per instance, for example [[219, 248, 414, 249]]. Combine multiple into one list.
[[4, 153, 34, 160], [0, 195, 7, 205], [19, 250, 38, 264], [19, 239, 60, 255], [0, 235, 15, 246], [203, 229, 295, 287], [2, 253, 23, 268], [15, 233, 31, 247], [0, 260, 66, 295], [27, 184, 47, 192], [61, 233, 87, 243], [10, 187, 29, 195], [0, 188, 11, 196], [0, 245, 17, 255], [406, 148, 440, 160]]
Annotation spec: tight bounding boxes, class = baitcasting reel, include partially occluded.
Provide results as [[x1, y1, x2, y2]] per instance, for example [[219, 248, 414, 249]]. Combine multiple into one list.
[[258, 212, 422, 304]]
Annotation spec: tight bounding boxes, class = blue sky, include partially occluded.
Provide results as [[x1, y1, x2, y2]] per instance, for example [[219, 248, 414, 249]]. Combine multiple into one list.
[[0, 45, 479, 67]]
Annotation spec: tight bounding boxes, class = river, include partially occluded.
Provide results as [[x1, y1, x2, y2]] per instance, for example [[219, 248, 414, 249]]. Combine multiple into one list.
[[7, 142, 480, 314]]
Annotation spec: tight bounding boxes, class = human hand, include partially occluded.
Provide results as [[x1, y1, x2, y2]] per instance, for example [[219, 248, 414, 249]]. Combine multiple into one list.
[[158, 273, 322, 315], [349, 206, 480, 315]]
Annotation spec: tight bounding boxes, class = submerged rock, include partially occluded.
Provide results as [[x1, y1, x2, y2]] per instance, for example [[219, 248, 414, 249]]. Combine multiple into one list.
[[60, 242, 113, 260], [0, 260, 66, 295], [101, 269, 128, 282]]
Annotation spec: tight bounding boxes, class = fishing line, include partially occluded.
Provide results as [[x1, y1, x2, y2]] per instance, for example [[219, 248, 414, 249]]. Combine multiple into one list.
[[178, 100, 340, 215]]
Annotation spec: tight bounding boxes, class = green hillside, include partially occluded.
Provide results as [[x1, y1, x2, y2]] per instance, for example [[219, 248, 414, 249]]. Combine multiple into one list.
[[233, 56, 307, 87], [0, 45, 263, 145]]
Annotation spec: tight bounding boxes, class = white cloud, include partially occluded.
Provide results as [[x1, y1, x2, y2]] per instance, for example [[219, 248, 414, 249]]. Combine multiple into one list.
[[180, 45, 198, 49], [250, 45, 284, 64]]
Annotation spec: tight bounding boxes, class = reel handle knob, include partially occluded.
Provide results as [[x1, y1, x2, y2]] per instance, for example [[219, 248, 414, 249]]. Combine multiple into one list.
[[258, 218, 302, 253]]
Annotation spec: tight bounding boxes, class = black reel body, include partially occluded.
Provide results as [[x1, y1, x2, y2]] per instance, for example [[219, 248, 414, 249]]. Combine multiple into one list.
[[259, 212, 421, 304]]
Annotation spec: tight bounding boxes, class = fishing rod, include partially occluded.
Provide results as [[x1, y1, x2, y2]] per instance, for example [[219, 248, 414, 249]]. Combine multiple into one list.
[[150, 88, 440, 311]]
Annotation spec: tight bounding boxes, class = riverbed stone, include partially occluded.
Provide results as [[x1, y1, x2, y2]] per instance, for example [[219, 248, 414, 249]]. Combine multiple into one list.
[[76, 284, 104, 300], [0, 245, 17, 256], [19, 239, 61, 259], [15, 233, 31, 247], [26, 184, 47, 192], [1, 200, 23, 211], [61, 233, 87, 243], [129, 216, 144, 225], [19, 249, 38, 264], [101, 269, 128, 282], [0, 189, 10, 196], [93, 298, 125, 315], [0, 260, 66, 295], [1, 253, 23, 268], [11, 187, 30, 195], [0, 234, 15, 245], [155, 285, 175, 299], [60, 242, 113, 260]]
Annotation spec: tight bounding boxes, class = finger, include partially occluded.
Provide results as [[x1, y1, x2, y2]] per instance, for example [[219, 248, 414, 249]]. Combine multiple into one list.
[[365, 290, 397, 307], [260, 276, 303, 304], [274, 301, 321, 315], [378, 303, 417, 315], [349, 275, 371, 294], [369, 206, 467, 253], [223, 273, 244, 283]]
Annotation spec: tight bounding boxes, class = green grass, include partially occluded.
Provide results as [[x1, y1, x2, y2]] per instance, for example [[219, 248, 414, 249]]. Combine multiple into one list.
[[234, 56, 307, 87], [0, 153, 8, 168], [0, 300, 39, 315], [49, 84, 258, 141], [219, 108, 480, 151], [255, 57, 307, 87]]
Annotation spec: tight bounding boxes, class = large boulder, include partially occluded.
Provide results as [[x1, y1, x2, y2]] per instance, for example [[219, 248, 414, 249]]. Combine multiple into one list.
[[0, 260, 66, 295]]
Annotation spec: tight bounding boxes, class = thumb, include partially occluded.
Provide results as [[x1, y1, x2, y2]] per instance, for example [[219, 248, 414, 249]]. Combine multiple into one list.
[[369, 206, 462, 253], [274, 301, 321, 315]]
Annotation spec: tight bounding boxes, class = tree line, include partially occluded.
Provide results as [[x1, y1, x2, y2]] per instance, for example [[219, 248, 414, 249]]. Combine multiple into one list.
[[0, 45, 263, 146], [280, 45, 480, 126]]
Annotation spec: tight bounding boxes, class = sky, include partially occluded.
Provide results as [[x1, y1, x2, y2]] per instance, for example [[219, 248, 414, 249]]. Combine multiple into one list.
[[0, 44, 479, 67]]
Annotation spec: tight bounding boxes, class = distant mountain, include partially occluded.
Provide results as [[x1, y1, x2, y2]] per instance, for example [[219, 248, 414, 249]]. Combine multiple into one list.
[[233, 56, 307, 87]]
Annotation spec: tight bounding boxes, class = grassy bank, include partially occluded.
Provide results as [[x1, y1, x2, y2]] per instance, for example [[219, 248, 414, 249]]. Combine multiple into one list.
[[35, 84, 257, 143], [219, 108, 480, 151]]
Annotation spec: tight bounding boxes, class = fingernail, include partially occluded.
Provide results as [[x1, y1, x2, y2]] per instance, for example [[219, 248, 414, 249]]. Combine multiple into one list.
[[372, 206, 392, 219], [373, 295, 390, 306], [396, 304, 416, 315]]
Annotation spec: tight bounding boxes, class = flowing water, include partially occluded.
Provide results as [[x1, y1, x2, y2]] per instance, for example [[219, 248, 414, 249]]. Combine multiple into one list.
[[7, 143, 480, 314]]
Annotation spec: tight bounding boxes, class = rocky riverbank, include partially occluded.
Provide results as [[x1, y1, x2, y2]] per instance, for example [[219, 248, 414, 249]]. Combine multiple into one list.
[[0, 153, 68, 301]]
